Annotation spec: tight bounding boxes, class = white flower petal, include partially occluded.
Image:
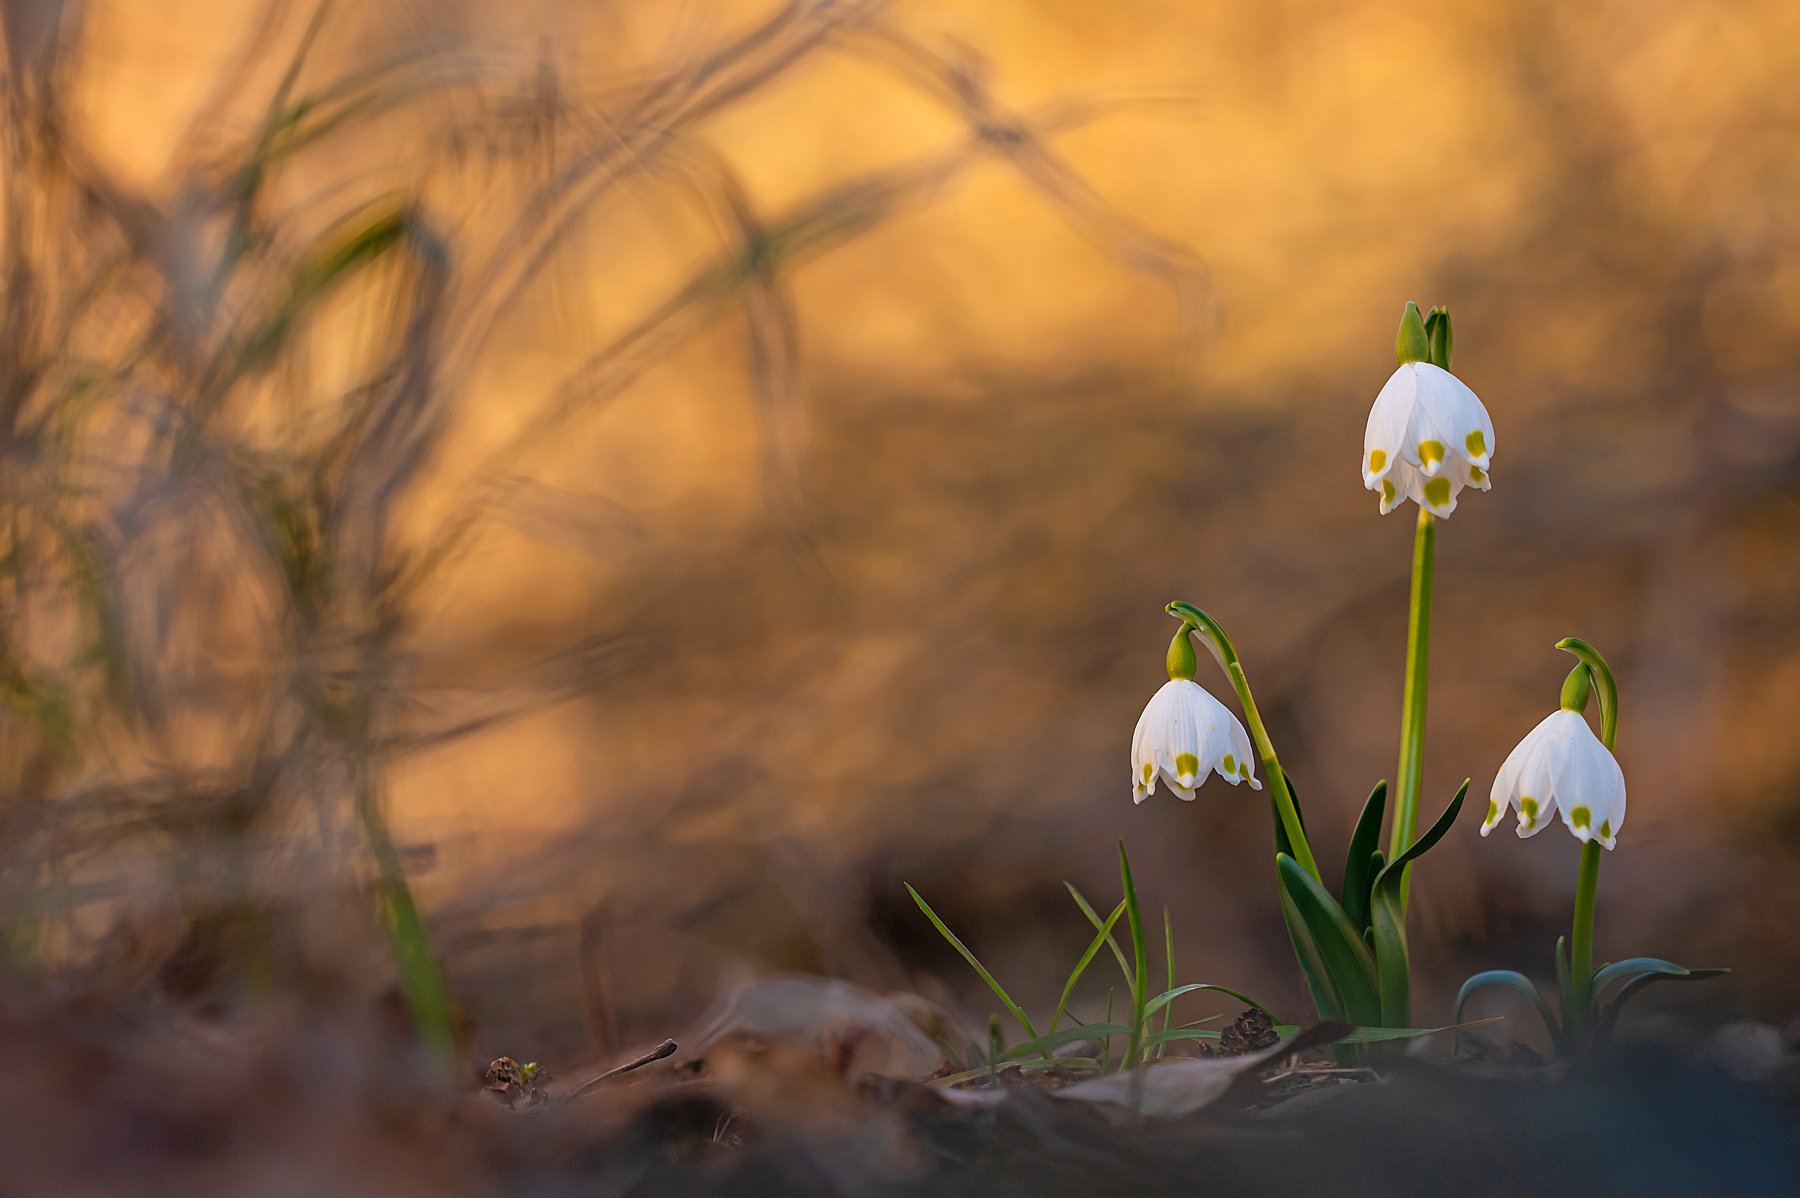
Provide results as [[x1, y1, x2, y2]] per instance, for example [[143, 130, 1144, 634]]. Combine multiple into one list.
[[1127, 679, 1259, 805], [1487, 709, 1626, 849], [1362, 362, 1494, 517], [1412, 363, 1494, 471]]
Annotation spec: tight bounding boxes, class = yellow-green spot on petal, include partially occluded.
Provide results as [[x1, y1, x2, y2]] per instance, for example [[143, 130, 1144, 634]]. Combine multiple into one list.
[[1571, 806, 1591, 830], [1239, 762, 1250, 778], [1521, 796, 1539, 820], [1423, 476, 1452, 507], [1368, 448, 1387, 474], [1221, 753, 1236, 776], [1465, 430, 1487, 457], [1176, 753, 1200, 779], [1599, 819, 1612, 839], [1419, 439, 1445, 469], [1486, 798, 1498, 824], [1382, 479, 1396, 504], [1142, 762, 1153, 782], [1469, 466, 1486, 483]]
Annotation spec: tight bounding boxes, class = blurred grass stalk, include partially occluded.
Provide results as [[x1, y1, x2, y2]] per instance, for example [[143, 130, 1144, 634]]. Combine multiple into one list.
[[0, 0, 1202, 1061]]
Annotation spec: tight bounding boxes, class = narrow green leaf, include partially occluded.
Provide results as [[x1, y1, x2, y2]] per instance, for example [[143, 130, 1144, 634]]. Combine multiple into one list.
[[1160, 906, 1175, 1056], [1454, 969, 1561, 1052], [1276, 854, 1380, 1025], [1597, 967, 1729, 1040], [1589, 957, 1693, 1001], [1370, 873, 1411, 1028], [999, 1023, 1131, 1062], [1145, 1026, 1227, 1046], [1119, 841, 1149, 1070], [906, 884, 1039, 1041], [1341, 781, 1388, 934], [1280, 881, 1345, 1021], [1144, 983, 1279, 1022], [1067, 882, 1133, 988], [1049, 899, 1126, 1035], [1368, 780, 1468, 1029], [1375, 778, 1469, 885]]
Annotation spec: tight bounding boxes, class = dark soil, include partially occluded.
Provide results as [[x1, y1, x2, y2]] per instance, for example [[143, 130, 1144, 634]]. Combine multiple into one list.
[[4, 999, 1797, 1198]]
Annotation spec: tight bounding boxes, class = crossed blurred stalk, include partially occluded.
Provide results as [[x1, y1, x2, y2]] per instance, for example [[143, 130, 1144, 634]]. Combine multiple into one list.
[[0, 2, 1205, 1067]]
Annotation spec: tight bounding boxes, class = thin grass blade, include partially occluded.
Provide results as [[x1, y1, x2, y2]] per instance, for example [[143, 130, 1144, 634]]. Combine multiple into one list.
[[906, 884, 1039, 1040]]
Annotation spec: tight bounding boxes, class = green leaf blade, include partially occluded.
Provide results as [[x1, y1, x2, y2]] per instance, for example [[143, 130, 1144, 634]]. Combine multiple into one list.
[[906, 884, 1039, 1041], [1341, 781, 1388, 934], [1049, 899, 1126, 1036], [1276, 854, 1381, 1026]]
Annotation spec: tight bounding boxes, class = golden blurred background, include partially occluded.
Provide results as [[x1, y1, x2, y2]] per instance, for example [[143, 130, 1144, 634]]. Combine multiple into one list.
[[5, 0, 1800, 1071]]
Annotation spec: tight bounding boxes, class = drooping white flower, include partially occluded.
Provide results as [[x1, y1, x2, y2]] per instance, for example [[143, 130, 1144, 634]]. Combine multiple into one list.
[[1481, 710, 1626, 849], [1131, 679, 1261, 803], [1362, 362, 1495, 518]]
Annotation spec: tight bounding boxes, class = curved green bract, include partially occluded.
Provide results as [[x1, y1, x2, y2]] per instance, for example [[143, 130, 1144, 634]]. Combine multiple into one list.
[[1277, 853, 1381, 1026], [1341, 781, 1388, 934], [1369, 780, 1468, 1027], [1165, 601, 1233, 672], [1556, 637, 1619, 751], [1453, 970, 1561, 1054]]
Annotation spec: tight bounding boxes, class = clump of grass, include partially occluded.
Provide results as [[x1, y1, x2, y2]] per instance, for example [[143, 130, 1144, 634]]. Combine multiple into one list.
[[907, 841, 1273, 1082], [0, 0, 1204, 1066]]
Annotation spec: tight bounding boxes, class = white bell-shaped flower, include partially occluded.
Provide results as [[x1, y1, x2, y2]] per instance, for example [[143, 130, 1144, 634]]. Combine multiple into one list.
[[1362, 362, 1495, 518], [1481, 710, 1626, 849], [1131, 679, 1261, 803]]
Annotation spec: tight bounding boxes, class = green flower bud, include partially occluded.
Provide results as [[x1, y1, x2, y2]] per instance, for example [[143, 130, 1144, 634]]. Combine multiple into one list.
[[1395, 301, 1430, 365], [1166, 626, 1198, 680], [1559, 662, 1591, 713], [1425, 305, 1453, 370]]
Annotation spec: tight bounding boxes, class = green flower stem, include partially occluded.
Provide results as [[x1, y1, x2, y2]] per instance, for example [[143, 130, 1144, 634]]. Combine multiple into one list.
[[1165, 603, 1320, 882], [1389, 506, 1436, 911], [1556, 639, 1619, 1054], [1568, 838, 1603, 1049]]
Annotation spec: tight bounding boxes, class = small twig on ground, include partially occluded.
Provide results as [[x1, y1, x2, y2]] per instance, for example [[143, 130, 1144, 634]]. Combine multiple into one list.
[[567, 1039, 678, 1099], [1262, 1066, 1380, 1084]]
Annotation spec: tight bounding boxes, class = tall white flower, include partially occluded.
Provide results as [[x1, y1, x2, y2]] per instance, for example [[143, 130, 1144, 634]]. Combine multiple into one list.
[[1362, 361, 1495, 518], [1481, 710, 1626, 849], [1131, 679, 1261, 803]]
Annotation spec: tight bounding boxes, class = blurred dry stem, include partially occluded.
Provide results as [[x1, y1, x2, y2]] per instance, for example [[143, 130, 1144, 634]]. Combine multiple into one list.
[[0, 0, 1202, 1050]]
